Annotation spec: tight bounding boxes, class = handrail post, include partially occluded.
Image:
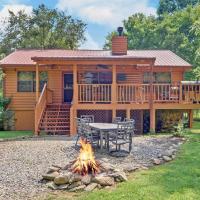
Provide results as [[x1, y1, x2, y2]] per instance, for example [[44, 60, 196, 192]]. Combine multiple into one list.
[[179, 82, 182, 103], [112, 64, 117, 104], [36, 63, 39, 102], [73, 64, 78, 105]]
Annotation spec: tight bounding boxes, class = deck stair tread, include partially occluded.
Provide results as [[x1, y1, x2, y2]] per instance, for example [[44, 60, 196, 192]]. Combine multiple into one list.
[[39, 104, 70, 135]]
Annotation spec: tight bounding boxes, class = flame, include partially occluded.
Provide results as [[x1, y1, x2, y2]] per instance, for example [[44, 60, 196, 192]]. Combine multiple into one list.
[[72, 138, 100, 176]]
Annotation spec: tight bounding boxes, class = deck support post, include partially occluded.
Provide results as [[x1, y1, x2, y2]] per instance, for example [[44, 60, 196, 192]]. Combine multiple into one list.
[[149, 61, 155, 133], [126, 108, 130, 119], [189, 109, 193, 128], [70, 108, 77, 135], [36, 63, 39, 102], [112, 109, 116, 120], [112, 64, 117, 104], [71, 64, 78, 135], [150, 108, 156, 133]]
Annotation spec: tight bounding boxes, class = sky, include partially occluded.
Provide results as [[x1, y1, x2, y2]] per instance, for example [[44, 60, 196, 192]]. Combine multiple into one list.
[[0, 0, 159, 49]]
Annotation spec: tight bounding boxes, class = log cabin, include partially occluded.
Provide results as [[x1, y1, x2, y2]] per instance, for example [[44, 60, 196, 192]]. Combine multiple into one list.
[[0, 27, 199, 135]]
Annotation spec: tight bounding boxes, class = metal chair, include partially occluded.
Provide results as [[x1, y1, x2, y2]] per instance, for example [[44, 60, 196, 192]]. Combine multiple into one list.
[[112, 117, 122, 123], [81, 115, 94, 123], [107, 121, 134, 156], [75, 118, 85, 147], [81, 120, 100, 147]]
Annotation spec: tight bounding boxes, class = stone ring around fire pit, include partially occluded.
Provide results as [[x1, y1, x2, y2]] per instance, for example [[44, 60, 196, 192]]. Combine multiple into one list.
[[42, 160, 128, 192], [42, 139, 128, 192]]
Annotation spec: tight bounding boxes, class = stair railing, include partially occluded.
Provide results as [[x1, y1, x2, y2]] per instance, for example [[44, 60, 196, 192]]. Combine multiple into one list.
[[35, 83, 53, 135]]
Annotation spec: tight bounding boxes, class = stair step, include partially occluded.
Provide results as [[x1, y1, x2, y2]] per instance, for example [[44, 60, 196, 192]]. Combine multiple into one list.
[[41, 122, 69, 125], [40, 127, 70, 131], [42, 119, 69, 122], [39, 104, 71, 135], [45, 111, 70, 113]]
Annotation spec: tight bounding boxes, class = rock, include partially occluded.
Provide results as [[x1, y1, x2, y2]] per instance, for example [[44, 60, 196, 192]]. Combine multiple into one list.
[[46, 182, 58, 190], [93, 175, 115, 186], [109, 171, 127, 182], [163, 156, 172, 162], [100, 158, 109, 163], [140, 166, 148, 170], [68, 181, 82, 190], [153, 158, 161, 165], [52, 164, 62, 169], [57, 184, 69, 190], [100, 162, 115, 171], [69, 185, 86, 192], [171, 155, 176, 159], [81, 174, 92, 185], [163, 149, 175, 157], [123, 165, 139, 173], [47, 166, 60, 174], [42, 172, 60, 181], [54, 174, 71, 185], [70, 174, 82, 183], [84, 183, 98, 191], [158, 154, 162, 158], [97, 184, 102, 189]]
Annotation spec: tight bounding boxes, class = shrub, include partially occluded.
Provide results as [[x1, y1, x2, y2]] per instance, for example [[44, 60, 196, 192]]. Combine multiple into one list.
[[0, 97, 13, 130], [172, 120, 186, 137]]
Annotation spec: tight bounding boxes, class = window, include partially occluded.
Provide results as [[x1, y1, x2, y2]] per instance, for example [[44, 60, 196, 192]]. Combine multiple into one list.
[[80, 72, 112, 84], [117, 73, 127, 82], [143, 72, 171, 83], [17, 71, 48, 92]]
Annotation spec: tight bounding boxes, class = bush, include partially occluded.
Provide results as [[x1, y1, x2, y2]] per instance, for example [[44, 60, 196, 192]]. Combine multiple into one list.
[[0, 97, 13, 130], [172, 120, 186, 137]]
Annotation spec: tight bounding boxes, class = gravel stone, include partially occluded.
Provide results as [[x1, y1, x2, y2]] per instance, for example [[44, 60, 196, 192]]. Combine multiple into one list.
[[0, 135, 182, 199]]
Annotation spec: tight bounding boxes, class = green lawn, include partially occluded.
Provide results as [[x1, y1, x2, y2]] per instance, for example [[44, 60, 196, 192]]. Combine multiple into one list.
[[0, 131, 33, 139], [44, 121, 200, 200]]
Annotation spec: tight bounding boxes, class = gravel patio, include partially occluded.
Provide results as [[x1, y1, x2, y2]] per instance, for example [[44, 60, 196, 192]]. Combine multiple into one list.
[[0, 135, 183, 200]]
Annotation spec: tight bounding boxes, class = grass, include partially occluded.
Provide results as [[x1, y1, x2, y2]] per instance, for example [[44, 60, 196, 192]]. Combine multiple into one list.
[[44, 121, 200, 200], [0, 131, 33, 139]]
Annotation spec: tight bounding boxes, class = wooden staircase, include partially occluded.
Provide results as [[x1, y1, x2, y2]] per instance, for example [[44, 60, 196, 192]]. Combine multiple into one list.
[[39, 104, 70, 135]]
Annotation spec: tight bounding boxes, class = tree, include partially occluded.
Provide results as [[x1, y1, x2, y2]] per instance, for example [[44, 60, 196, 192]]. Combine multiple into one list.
[[157, 0, 200, 15], [104, 5, 200, 80], [0, 4, 86, 56]]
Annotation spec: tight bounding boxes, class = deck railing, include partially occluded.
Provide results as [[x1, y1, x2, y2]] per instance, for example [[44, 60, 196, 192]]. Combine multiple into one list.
[[182, 83, 200, 103], [117, 84, 150, 103], [153, 83, 180, 102], [77, 83, 200, 104], [78, 84, 111, 103], [35, 83, 53, 134]]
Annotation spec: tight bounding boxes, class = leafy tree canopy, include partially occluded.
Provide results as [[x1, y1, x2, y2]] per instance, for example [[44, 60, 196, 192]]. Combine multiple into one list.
[[104, 4, 200, 80], [157, 0, 200, 15], [0, 4, 86, 56]]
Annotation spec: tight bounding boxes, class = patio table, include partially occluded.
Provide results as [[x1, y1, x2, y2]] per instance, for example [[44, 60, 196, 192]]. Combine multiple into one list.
[[89, 123, 119, 150]]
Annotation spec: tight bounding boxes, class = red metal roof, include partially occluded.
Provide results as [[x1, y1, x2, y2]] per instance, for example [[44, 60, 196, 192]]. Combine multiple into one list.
[[0, 49, 192, 67]]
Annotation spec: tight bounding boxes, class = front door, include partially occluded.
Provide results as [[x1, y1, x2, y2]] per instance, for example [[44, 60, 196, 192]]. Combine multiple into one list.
[[63, 73, 73, 103]]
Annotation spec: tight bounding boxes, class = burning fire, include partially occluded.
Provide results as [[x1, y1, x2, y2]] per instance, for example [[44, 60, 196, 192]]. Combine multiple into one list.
[[72, 138, 100, 176]]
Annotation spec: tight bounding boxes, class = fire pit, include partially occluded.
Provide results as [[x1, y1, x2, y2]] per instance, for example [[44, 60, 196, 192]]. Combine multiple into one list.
[[42, 138, 128, 192], [72, 139, 100, 176]]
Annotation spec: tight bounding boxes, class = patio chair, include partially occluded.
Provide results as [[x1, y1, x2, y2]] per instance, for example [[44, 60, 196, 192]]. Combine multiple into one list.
[[75, 118, 85, 147], [112, 117, 122, 123], [81, 121, 100, 147], [107, 121, 134, 156], [81, 115, 95, 123]]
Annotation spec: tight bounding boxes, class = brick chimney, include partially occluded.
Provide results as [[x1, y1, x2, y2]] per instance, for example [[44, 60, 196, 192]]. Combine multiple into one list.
[[112, 27, 127, 55]]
